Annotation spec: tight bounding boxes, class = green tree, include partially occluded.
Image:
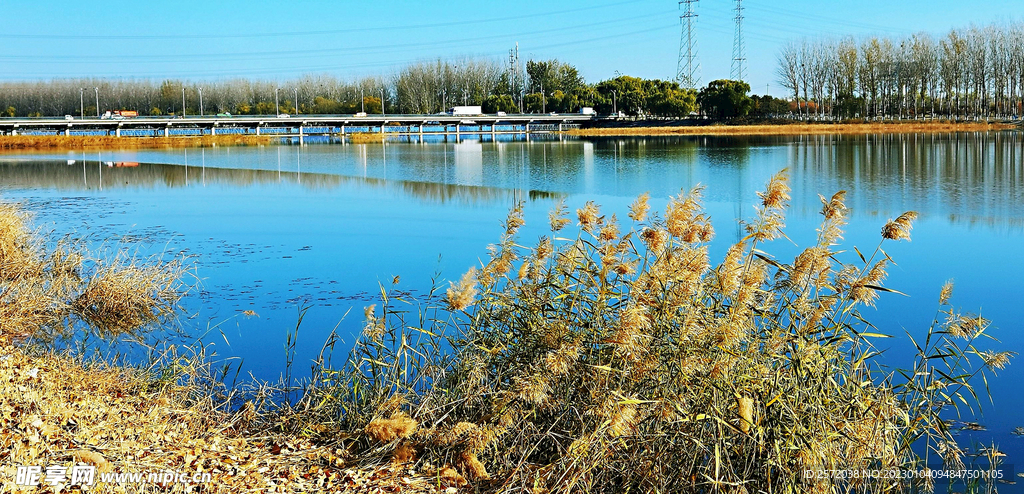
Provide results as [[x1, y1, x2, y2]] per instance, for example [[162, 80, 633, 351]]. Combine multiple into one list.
[[647, 85, 698, 117], [4, 106, 15, 117], [832, 92, 864, 119], [523, 93, 545, 113], [697, 80, 753, 119], [483, 94, 517, 114], [750, 95, 791, 118], [149, 107, 163, 116]]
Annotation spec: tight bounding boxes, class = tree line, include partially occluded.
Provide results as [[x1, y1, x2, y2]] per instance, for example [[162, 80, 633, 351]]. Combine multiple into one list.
[[0, 58, 745, 119], [776, 21, 1024, 120]]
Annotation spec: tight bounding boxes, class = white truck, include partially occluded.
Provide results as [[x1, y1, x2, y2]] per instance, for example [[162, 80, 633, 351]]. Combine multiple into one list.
[[579, 107, 596, 115], [447, 106, 482, 116]]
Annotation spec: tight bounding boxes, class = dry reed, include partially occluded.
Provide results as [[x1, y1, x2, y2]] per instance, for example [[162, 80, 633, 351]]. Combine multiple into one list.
[[0, 198, 188, 342], [566, 121, 1014, 137], [0, 134, 270, 151], [347, 132, 395, 143], [294, 169, 1012, 493]]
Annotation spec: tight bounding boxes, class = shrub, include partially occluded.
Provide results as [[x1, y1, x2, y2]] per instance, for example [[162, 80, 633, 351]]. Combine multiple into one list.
[[300, 171, 1012, 492], [0, 200, 188, 342]]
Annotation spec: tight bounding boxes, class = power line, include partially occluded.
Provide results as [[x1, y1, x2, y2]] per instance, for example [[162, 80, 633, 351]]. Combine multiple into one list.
[[0, 0, 642, 41], [0, 24, 677, 80], [0, 12, 668, 65], [677, 0, 700, 89]]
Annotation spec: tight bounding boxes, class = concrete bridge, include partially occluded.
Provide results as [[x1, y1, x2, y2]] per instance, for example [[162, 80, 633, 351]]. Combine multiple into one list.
[[0, 114, 595, 141]]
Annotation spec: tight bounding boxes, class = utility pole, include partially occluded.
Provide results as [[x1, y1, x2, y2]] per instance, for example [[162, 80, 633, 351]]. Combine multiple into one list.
[[182, 87, 186, 117], [79, 88, 84, 118], [677, 0, 700, 89], [541, 83, 545, 113], [380, 88, 385, 116], [275, 88, 280, 116], [294, 88, 298, 114], [360, 88, 364, 113], [612, 90, 617, 115], [94, 88, 99, 117], [731, 0, 746, 82], [199, 87, 204, 116]]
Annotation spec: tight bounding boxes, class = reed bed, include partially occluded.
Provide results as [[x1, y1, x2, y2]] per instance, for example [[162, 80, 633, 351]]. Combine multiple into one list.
[[293, 170, 1012, 493], [0, 134, 271, 151], [566, 121, 1014, 137], [0, 200, 188, 342], [346, 131, 396, 143], [0, 198, 454, 492]]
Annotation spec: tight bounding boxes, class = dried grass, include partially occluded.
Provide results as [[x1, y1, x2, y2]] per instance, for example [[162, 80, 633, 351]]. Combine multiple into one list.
[[0, 198, 186, 342], [566, 121, 1014, 137], [72, 259, 185, 335], [296, 170, 1012, 493], [0, 134, 270, 151], [0, 196, 446, 492], [347, 132, 395, 143]]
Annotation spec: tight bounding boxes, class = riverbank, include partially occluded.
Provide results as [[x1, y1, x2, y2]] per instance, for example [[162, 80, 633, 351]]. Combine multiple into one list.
[[0, 134, 272, 151], [0, 200, 449, 493], [0, 344, 453, 493], [568, 120, 1017, 136]]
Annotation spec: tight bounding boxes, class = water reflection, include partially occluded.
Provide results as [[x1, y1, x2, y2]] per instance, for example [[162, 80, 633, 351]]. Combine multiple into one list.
[[0, 159, 561, 206], [3, 133, 1023, 229], [784, 132, 1024, 230]]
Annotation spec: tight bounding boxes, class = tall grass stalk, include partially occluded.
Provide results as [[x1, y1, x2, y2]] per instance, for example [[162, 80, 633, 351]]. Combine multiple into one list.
[[295, 170, 1010, 493]]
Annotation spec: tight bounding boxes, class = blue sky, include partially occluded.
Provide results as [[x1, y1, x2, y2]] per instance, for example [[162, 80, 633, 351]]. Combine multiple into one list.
[[1, 0, 1020, 95]]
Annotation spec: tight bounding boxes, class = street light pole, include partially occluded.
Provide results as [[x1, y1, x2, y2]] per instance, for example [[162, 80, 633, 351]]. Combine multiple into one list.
[[94, 88, 99, 117], [360, 88, 364, 113], [275, 88, 280, 116], [182, 87, 186, 117], [380, 88, 385, 117], [294, 88, 298, 115], [79, 88, 84, 118], [612, 90, 617, 115], [541, 83, 545, 113], [199, 87, 204, 116]]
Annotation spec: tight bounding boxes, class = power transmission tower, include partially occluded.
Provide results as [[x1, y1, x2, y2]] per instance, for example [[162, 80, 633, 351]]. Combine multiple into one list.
[[509, 43, 522, 112], [676, 0, 700, 90], [731, 0, 745, 81]]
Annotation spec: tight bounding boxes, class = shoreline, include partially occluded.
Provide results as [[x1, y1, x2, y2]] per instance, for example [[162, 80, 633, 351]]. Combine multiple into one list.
[[567, 121, 1018, 136], [0, 134, 273, 152]]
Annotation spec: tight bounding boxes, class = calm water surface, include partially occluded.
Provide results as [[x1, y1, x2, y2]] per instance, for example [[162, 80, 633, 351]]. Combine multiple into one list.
[[2, 133, 1022, 479]]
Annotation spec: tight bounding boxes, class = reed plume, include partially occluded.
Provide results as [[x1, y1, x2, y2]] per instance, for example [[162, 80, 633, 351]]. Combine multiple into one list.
[[304, 172, 1007, 494]]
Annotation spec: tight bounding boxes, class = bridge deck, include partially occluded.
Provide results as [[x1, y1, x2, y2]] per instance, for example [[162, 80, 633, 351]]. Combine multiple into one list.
[[0, 114, 595, 137]]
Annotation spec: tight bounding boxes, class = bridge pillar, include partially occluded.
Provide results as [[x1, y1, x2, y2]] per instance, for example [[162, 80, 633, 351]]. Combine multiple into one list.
[[419, 123, 424, 135], [340, 124, 345, 135], [380, 122, 385, 134], [115, 125, 121, 138], [298, 125, 304, 145], [524, 123, 529, 133], [256, 125, 261, 136], [211, 125, 216, 136], [558, 122, 563, 132], [164, 126, 169, 137], [64, 126, 70, 136]]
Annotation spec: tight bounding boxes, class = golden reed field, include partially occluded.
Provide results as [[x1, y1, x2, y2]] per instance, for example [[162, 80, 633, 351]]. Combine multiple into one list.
[[0, 134, 271, 151]]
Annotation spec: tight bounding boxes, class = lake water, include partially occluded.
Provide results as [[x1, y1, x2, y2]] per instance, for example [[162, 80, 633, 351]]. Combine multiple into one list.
[[2, 133, 1022, 482]]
